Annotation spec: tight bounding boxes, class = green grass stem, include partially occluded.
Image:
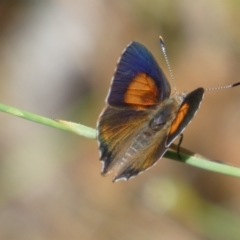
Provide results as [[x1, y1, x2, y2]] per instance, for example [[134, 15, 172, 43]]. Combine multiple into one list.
[[0, 103, 239, 178]]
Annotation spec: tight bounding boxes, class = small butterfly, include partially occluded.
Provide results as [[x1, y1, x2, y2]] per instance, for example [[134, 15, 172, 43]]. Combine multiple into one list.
[[97, 37, 240, 182]]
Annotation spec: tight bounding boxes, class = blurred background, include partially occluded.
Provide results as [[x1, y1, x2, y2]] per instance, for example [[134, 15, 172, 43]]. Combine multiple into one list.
[[0, 0, 240, 239]]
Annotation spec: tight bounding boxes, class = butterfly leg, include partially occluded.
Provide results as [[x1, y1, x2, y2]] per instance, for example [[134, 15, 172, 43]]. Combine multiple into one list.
[[177, 134, 183, 160]]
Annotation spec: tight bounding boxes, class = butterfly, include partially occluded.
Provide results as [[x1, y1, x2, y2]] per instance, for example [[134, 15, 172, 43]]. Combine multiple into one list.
[[97, 37, 239, 182]]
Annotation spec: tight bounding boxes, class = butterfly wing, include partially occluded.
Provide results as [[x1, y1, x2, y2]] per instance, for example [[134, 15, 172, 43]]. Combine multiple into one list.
[[98, 41, 172, 181], [166, 88, 205, 146], [112, 129, 169, 182], [107, 41, 171, 109], [98, 105, 174, 182], [98, 106, 150, 175]]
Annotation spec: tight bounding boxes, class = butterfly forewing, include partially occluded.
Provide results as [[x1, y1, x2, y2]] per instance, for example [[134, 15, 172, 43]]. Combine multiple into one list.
[[166, 88, 205, 146], [107, 42, 171, 109]]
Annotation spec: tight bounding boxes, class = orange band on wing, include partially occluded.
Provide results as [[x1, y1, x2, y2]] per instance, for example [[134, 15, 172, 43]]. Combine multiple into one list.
[[169, 103, 189, 135], [124, 73, 159, 107]]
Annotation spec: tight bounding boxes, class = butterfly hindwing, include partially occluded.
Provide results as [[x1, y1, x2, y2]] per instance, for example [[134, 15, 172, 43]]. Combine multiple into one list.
[[98, 106, 150, 175], [112, 131, 169, 181]]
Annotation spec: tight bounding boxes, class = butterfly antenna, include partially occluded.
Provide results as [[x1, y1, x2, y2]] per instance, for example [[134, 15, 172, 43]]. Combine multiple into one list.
[[205, 82, 240, 91], [159, 36, 177, 94]]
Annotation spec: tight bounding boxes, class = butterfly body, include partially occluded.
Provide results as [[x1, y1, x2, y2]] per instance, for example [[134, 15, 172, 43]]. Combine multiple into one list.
[[97, 41, 204, 182]]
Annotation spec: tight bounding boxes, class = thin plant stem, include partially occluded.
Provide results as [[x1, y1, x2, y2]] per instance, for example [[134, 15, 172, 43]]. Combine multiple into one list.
[[0, 102, 239, 178]]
